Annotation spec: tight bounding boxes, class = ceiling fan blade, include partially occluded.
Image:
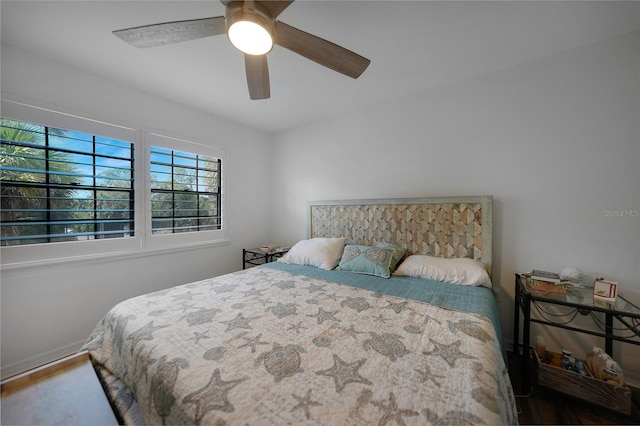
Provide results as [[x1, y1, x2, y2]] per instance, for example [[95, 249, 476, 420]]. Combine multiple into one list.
[[274, 21, 370, 79], [220, 1, 294, 18], [245, 54, 270, 100], [113, 16, 226, 48]]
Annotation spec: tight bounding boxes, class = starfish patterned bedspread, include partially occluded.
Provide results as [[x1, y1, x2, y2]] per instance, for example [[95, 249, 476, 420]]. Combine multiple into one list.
[[84, 265, 518, 425]]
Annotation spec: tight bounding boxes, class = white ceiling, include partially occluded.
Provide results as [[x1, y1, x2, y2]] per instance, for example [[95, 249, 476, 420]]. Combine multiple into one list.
[[2, 1, 639, 133]]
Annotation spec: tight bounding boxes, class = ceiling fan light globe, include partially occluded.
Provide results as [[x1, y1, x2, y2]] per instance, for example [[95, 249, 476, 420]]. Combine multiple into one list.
[[228, 20, 273, 55]]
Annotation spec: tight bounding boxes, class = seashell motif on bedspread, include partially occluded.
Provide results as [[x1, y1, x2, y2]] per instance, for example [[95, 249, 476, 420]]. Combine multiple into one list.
[[83, 266, 518, 425]]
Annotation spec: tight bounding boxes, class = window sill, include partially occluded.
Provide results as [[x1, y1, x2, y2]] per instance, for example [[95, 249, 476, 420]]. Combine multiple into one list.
[[0, 238, 231, 276]]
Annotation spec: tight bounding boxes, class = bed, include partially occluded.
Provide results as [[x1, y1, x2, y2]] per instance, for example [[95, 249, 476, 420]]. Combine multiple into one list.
[[84, 196, 518, 425]]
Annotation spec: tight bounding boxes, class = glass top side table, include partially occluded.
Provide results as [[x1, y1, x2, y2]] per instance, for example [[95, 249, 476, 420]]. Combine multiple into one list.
[[513, 273, 640, 393], [243, 247, 289, 269]]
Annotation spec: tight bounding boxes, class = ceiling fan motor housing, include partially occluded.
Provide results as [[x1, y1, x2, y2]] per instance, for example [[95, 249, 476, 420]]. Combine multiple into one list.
[[226, 1, 275, 55]]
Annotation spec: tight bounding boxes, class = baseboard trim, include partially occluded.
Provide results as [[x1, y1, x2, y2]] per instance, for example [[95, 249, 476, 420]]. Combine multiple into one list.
[[1, 339, 85, 380]]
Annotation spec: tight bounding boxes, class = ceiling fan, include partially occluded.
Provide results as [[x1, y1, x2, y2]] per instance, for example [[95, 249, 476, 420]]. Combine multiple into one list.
[[113, 0, 370, 100]]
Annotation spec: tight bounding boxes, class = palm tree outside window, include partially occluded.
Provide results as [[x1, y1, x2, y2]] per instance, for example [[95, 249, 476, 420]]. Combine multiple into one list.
[[0, 118, 134, 246]]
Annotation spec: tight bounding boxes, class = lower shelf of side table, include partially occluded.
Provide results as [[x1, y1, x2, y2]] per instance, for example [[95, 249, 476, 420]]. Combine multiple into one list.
[[532, 349, 632, 415]]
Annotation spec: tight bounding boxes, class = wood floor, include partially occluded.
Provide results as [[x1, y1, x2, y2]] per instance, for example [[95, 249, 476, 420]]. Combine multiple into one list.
[[507, 351, 640, 425]]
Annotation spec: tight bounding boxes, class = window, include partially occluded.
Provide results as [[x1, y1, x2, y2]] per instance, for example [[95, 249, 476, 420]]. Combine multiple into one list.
[[1, 119, 134, 246], [143, 132, 225, 251], [0, 101, 227, 266], [150, 147, 221, 234]]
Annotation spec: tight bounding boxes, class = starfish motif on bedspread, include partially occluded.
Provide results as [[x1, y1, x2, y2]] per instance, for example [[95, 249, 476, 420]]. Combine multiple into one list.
[[177, 302, 197, 313], [339, 324, 365, 340], [256, 298, 274, 307], [188, 330, 211, 345], [321, 292, 341, 302], [290, 389, 322, 420], [237, 333, 270, 353], [224, 331, 249, 344], [383, 300, 412, 314], [221, 313, 260, 332], [371, 392, 419, 426], [218, 294, 235, 303], [286, 321, 308, 334], [316, 354, 372, 393], [132, 343, 158, 387], [126, 321, 168, 349], [307, 307, 341, 324], [106, 313, 133, 355], [414, 363, 444, 387], [306, 283, 327, 293], [422, 339, 477, 368], [241, 287, 266, 298], [423, 313, 441, 325], [370, 313, 390, 324], [182, 368, 247, 421]]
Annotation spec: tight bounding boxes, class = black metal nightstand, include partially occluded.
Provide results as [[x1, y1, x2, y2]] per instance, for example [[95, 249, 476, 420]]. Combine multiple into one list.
[[513, 272, 640, 394], [243, 247, 289, 269]]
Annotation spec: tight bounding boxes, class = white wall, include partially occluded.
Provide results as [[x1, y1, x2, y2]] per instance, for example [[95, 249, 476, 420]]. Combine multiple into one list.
[[269, 32, 640, 378], [2, 30, 639, 382], [1, 43, 272, 377]]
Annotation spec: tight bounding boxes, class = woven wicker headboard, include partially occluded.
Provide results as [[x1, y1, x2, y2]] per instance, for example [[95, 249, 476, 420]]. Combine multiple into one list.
[[308, 196, 493, 277]]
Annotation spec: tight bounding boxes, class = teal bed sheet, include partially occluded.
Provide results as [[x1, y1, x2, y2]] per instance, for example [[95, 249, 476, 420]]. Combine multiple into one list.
[[265, 262, 507, 361]]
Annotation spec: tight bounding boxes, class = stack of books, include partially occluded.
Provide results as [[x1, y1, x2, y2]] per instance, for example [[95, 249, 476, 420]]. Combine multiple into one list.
[[523, 270, 574, 294], [259, 244, 288, 253], [530, 270, 563, 283]]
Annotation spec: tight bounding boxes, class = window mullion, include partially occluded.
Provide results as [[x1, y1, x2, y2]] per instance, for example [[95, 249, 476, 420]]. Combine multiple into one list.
[[93, 135, 98, 239], [129, 144, 135, 235], [45, 126, 51, 243], [171, 150, 176, 234], [196, 157, 200, 231]]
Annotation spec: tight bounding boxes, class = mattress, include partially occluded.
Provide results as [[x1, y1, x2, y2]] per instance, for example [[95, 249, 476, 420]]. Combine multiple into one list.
[[84, 263, 517, 425]]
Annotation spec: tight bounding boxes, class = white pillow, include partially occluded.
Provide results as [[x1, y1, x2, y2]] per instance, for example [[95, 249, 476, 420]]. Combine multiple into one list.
[[278, 237, 347, 270], [393, 255, 492, 288]]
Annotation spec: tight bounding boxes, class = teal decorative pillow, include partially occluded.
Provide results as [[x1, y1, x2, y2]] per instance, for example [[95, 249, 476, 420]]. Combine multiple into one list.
[[337, 245, 395, 278], [375, 242, 407, 271]]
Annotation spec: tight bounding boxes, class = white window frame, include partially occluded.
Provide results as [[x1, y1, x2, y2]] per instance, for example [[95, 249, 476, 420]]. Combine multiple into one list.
[[0, 100, 227, 269], [144, 132, 226, 251]]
